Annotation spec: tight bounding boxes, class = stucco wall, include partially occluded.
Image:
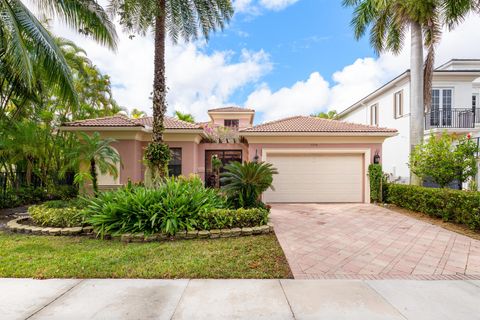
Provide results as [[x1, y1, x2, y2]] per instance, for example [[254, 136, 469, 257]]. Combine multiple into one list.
[[247, 143, 382, 164], [112, 140, 143, 184]]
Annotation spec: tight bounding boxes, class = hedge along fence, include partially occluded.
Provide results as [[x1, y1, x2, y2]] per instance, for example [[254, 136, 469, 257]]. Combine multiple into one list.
[[385, 184, 480, 230]]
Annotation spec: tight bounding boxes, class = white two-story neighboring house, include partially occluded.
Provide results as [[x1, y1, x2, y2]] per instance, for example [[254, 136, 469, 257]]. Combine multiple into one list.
[[338, 59, 480, 185]]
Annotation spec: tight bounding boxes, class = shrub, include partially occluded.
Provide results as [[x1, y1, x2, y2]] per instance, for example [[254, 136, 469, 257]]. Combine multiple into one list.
[[199, 208, 269, 230], [0, 185, 78, 209], [385, 183, 480, 230], [29, 204, 85, 228], [84, 176, 228, 236], [368, 164, 384, 202], [221, 161, 278, 208]]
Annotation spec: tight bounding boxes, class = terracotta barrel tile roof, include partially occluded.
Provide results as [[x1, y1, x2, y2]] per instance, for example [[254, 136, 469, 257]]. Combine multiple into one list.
[[63, 115, 202, 130], [208, 106, 255, 112], [241, 116, 397, 133]]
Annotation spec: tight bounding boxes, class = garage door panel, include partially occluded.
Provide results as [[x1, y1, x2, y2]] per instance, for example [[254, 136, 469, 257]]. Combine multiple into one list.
[[264, 153, 364, 203]]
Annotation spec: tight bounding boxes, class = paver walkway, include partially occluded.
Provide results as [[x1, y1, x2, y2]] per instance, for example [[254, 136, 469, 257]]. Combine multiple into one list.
[[271, 203, 480, 279], [2, 278, 480, 319]]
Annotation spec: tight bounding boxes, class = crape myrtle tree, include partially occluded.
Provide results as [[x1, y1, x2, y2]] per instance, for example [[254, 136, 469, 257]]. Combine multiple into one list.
[[108, 0, 234, 182], [343, 0, 480, 185]]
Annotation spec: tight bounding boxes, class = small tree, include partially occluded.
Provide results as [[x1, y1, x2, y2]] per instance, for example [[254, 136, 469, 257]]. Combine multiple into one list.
[[409, 133, 478, 188], [69, 132, 121, 195], [453, 134, 479, 189]]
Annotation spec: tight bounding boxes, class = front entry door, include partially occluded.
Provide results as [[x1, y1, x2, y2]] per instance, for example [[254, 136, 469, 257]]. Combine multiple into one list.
[[205, 150, 242, 187]]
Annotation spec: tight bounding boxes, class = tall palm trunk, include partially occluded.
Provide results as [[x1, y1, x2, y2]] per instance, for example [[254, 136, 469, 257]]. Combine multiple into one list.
[[90, 159, 98, 194], [150, 0, 168, 177], [410, 22, 424, 186]]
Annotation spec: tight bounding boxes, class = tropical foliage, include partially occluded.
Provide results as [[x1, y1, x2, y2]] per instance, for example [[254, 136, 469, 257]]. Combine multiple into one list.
[[198, 208, 269, 230], [221, 161, 278, 208], [67, 132, 121, 195], [409, 133, 478, 188], [0, 0, 116, 105], [1, 38, 120, 208], [174, 110, 195, 123], [108, 0, 234, 179], [29, 203, 85, 228], [84, 176, 228, 236], [344, 0, 480, 184], [313, 110, 338, 119]]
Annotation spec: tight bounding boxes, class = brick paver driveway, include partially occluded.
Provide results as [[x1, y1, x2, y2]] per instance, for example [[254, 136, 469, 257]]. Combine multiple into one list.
[[271, 203, 480, 280]]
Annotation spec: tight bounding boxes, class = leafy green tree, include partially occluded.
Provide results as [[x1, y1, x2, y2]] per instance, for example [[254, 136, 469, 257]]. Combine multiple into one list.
[[343, 0, 479, 185], [409, 133, 478, 188], [109, 0, 234, 179], [221, 161, 278, 208], [68, 132, 121, 195], [313, 110, 338, 120], [131, 108, 146, 119], [0, 0, 117, 104], [174, 110, 195, 123]]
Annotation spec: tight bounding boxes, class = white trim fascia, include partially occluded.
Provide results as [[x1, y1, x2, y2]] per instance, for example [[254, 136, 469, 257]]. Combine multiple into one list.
[[261, 148, 371, 204]]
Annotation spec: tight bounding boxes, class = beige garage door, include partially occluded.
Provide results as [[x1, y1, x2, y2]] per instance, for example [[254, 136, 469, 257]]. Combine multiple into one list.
[[263, 153, 364, 203]]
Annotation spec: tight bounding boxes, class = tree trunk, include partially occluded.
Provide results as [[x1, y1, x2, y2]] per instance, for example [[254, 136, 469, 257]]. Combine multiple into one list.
[[149, 0, 168, 178], [409, 22, 424, 186], [90, 159, 98, 195]]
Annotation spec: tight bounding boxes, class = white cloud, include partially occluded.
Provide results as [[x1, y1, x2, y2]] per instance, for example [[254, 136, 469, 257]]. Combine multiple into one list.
[[234, 0, 299, 13], [43, 21, 270, 121], [167, 46, 271, 120], [246, 72, 330, 120], [248, 14, 480, 122]]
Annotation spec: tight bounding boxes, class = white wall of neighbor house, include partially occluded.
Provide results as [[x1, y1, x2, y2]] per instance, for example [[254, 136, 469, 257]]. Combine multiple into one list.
[[342, 80, 412, 183]]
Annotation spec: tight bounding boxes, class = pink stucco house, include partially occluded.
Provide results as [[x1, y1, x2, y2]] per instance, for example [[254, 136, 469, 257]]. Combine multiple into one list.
[[61, 107, 397, 203]]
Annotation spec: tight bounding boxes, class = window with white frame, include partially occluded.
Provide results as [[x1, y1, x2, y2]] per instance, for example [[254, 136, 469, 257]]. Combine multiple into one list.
[[370, 104, 379, 126], [394, 90, 403, 118]]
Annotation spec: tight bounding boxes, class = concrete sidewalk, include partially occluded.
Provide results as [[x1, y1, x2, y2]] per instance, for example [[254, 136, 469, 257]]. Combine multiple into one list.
[[1, 279, 480, 320]]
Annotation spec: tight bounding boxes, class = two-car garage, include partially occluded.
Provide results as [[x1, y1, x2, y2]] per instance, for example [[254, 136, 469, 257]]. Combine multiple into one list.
[[240, 116, 397, 204], [263, 152, 364, 203]]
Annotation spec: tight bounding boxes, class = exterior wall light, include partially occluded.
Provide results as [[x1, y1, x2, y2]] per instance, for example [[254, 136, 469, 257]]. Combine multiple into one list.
[[373, 152, 381, 164]]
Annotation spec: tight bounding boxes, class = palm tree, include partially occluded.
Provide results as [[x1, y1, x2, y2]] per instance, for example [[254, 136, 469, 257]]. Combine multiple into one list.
[[108, 0, 233, 179], [343, 0, 478, 185], [70, 132, 121, 194], [131, 108, 146, 119], [221, 161, 278, 208], [174, 110, 195, 123], [0, 0, 117, 104], [313, 110, 338, 120]]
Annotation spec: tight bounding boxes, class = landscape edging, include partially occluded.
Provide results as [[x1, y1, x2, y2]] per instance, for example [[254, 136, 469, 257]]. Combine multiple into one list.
[[6, 217, 274, 241]]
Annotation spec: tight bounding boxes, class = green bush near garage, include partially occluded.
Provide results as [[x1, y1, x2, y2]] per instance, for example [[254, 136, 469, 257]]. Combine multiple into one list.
[[385, 183, 480, 230], [198, 208, 269, 230]]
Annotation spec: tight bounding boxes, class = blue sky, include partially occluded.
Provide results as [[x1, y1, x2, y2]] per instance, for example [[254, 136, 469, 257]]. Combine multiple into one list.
[[209, 0, 372, 94], [45, 0, 480, 123]]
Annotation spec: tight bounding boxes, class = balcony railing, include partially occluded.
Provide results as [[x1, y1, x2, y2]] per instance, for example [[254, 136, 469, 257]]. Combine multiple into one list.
[[425, 108, 477, 130]]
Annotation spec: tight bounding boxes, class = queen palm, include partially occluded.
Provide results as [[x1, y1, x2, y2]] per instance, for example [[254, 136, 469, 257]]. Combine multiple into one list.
[[343, 0, 477, 184], [0, 0, 117, 104], [108, 0, 233, 179]]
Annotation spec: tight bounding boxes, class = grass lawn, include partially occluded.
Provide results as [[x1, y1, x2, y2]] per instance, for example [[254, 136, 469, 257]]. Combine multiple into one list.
[[0, 232, 292, 279]]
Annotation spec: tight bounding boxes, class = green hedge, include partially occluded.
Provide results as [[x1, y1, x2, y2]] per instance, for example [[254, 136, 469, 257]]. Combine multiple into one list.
[[29, 203, 85, 228], [0, 185, 78, 209], [385, 184, 480, 230], [198, 208, 269, 230]]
